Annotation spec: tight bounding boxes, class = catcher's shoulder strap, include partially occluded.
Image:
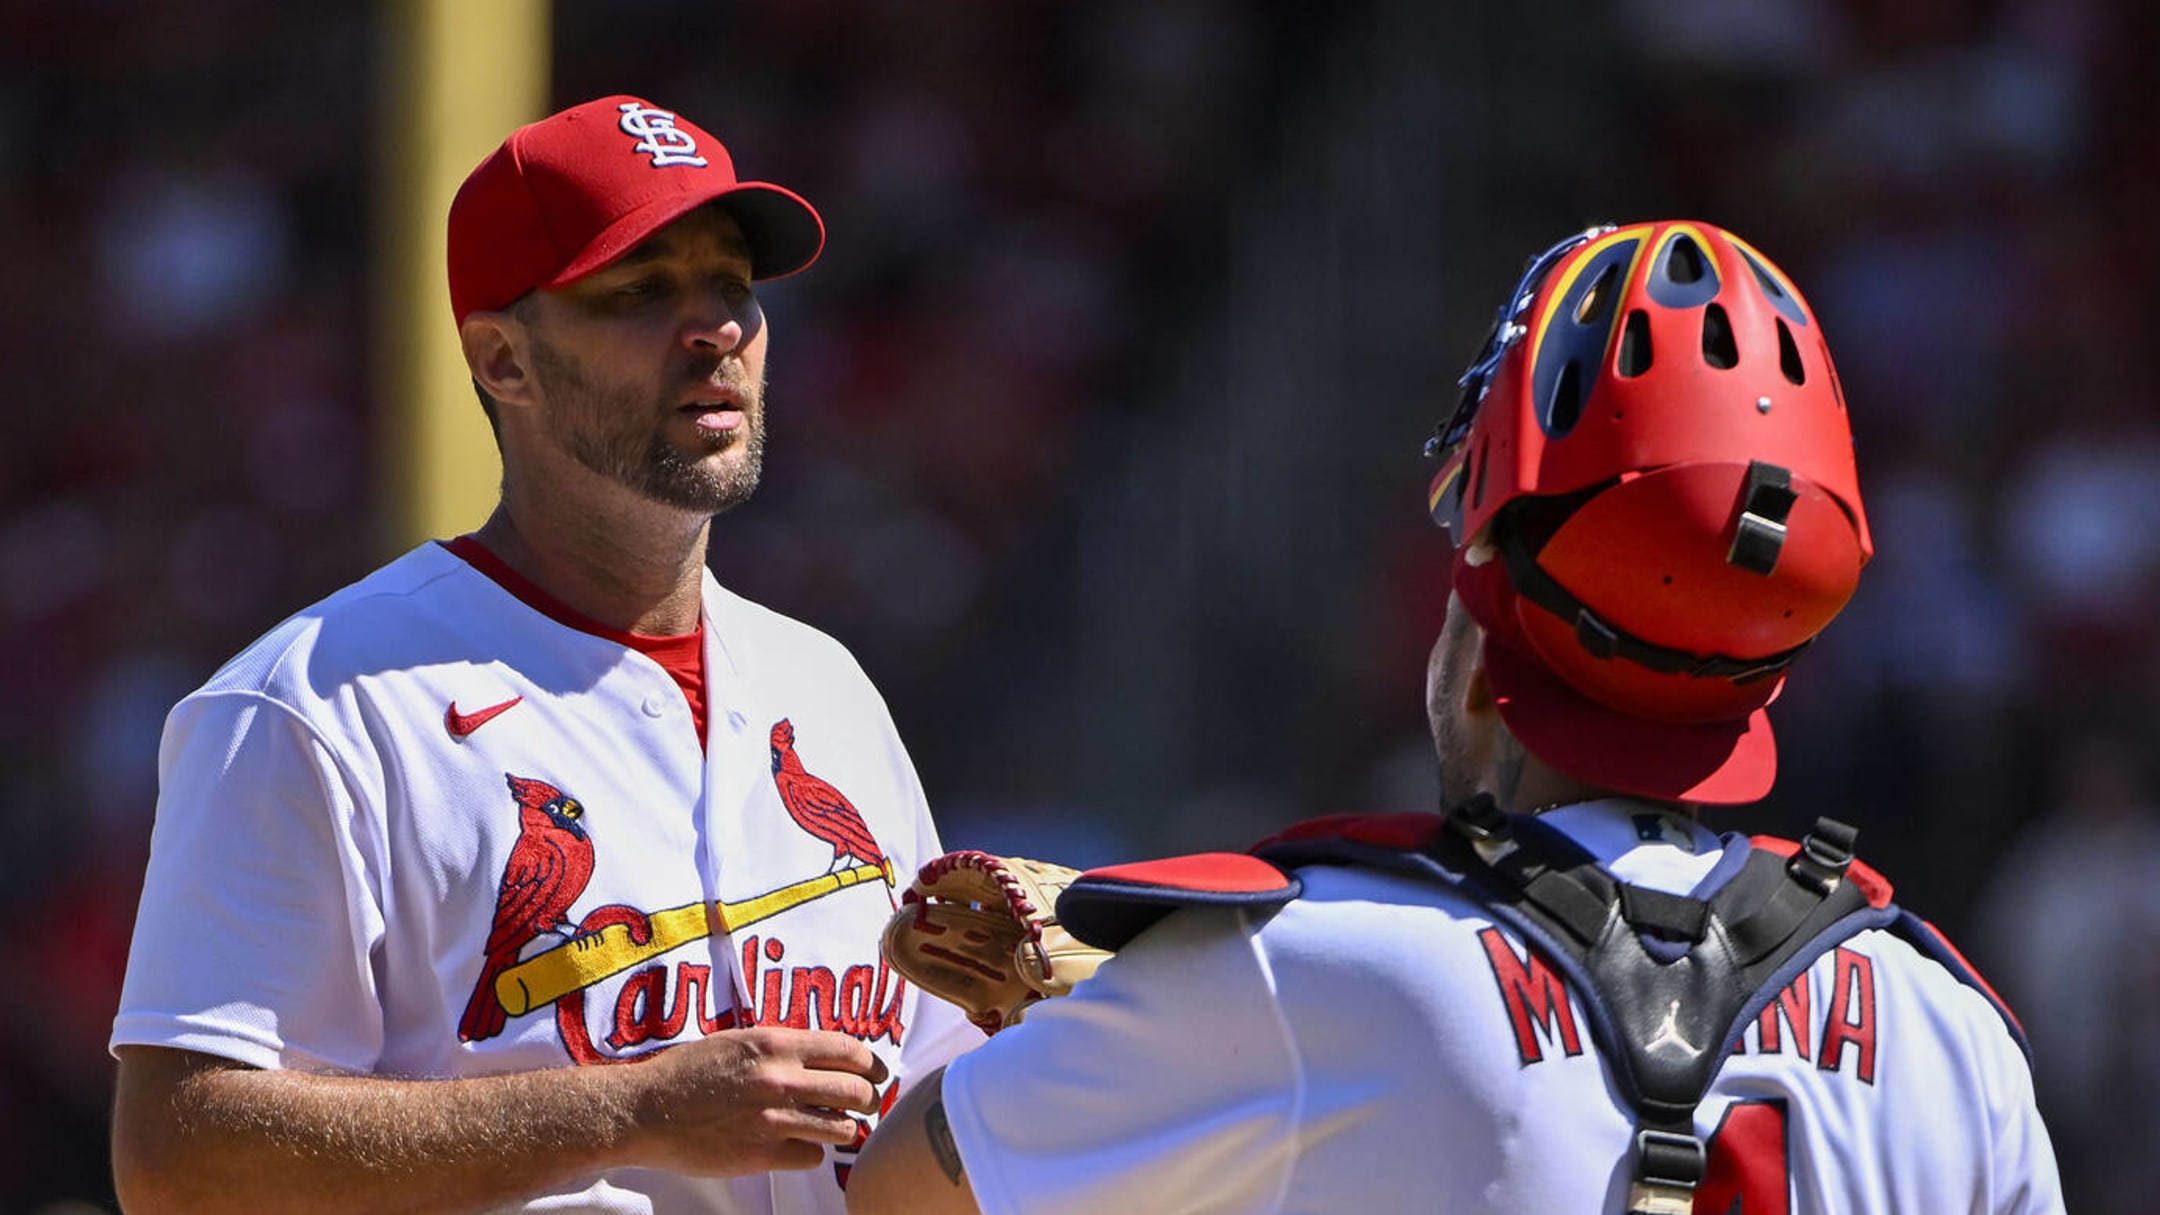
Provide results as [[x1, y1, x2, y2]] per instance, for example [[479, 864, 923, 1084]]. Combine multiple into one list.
[[1262, 800, 2031, 1215], [1260, 800, 1908, 1214]]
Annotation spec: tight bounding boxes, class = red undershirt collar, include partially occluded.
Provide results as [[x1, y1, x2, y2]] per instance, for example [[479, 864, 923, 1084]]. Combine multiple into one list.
[[442, 534, 708, 746]]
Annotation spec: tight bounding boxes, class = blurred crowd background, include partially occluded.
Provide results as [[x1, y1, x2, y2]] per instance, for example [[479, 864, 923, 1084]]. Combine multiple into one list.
[[3, 0, 2155, 1210]]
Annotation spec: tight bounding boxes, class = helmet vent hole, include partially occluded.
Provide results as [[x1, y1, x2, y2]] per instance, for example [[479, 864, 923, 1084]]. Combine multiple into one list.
[[1662, 575, 1674, 586], [1575, 263, 1620, 325], [1748, 256, 1788, 300], [1666, 236, 1707, 284], [1701, 303, 1739, 369], [1777, 319, 1806, 385], [1549, 361, 1586, 434], [1618, 309, 1653, 377], [1470, 436, 1491, 509]]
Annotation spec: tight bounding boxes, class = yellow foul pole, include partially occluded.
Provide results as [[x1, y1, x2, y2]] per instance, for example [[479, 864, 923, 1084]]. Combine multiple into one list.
[[376, 0, 549, 554]]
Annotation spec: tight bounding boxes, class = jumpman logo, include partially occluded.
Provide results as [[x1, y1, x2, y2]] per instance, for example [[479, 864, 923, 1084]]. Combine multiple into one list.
[[1645, 1000, 1703, 1058]]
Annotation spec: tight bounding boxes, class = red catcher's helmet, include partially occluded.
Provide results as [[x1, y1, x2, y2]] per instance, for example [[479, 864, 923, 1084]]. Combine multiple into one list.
[[1427, 221, 1872, 804]]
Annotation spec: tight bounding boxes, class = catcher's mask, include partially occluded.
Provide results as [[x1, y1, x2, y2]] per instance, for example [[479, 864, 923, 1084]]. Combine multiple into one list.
[[1427, 221, 1871, 804]]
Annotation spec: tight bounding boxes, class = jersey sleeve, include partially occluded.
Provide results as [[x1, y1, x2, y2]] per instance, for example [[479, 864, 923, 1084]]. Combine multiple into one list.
[[1976, 995, 2066, 1214], [939, 906, 1301, 1215], [110, 690, 388, 1072]]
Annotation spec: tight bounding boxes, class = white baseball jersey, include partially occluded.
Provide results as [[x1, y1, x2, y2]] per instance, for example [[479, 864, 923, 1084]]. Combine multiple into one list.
[[111, 539, 979, 1214], [943, 800, 2063, 1215]]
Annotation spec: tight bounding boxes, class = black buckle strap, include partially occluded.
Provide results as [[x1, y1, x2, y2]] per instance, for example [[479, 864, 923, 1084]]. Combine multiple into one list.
[[1518, 868, 1619, 947], [1619, 884, 1711, 943], [1444, 794, 1512, 843], [1627, 1129, 1707, 1215], [1725, 818, 1866, 965], [1443, 798, 1618, 947], [1728, 461, 1797, 576], [1789, 817, 1857, 896]]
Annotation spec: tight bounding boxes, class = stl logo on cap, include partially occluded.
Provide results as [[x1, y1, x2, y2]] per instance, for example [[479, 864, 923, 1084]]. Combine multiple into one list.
[[447, 95, 826, 324], [617, 101, 708, 168]]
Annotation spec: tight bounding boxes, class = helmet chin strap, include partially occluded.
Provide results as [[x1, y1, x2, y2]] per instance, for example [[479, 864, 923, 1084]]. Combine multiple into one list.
[[1491, 492, 1809, 687]]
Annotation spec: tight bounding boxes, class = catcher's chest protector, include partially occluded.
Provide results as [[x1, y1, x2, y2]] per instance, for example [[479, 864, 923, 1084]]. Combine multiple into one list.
[[1059, 802, 2027, 1215]]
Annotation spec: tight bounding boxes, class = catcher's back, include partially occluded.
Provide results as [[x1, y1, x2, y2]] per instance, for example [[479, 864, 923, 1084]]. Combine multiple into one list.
[[933, 803, 2060, 1214]]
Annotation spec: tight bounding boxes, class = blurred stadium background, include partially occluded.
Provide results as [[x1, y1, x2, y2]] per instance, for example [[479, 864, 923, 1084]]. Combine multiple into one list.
[[3, 0, 2156, 1210]]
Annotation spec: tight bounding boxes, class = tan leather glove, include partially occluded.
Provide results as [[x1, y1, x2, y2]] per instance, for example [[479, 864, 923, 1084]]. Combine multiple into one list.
[[880, 851, 1112, 1034]]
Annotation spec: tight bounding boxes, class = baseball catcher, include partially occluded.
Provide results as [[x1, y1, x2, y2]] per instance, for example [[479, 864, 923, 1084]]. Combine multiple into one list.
[[851, 221, 2063, 1215]]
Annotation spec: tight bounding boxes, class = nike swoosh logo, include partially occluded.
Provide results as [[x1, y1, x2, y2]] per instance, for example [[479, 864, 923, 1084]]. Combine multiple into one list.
[[446, 696, 523, 739]]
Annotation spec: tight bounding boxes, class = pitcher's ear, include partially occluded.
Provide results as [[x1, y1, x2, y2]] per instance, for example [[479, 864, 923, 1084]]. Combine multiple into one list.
[[461, 311, 534, 408]]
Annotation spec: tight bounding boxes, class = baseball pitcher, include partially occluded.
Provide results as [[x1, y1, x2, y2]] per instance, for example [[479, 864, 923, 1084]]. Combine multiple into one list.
[[109, 96, 980, 1215]]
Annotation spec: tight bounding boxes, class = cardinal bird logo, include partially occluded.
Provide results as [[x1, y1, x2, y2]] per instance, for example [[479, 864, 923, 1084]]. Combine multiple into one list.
[[458, 774, 598, 1043], [770, 718, 888, 883]]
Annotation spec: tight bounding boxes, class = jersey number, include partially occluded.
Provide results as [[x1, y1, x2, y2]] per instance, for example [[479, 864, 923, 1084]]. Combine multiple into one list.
[[1698, 1099, 1789, 1214]]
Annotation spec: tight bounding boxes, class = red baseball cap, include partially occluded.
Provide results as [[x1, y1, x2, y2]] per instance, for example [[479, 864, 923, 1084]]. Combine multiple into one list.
[[1483, 638, 1781, 804], [1458, 556, 1784, 806], [447, 95, 825, 325]]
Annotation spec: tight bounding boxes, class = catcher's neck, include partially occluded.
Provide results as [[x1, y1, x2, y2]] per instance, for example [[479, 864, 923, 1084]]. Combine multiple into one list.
[[1483, 743, 1693, 820]]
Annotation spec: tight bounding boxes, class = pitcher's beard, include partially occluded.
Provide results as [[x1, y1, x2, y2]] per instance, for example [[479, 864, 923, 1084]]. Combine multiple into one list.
[[640, 418, 765, 515], [530, 333, 768, 516], [555, 403, 766, 515]]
